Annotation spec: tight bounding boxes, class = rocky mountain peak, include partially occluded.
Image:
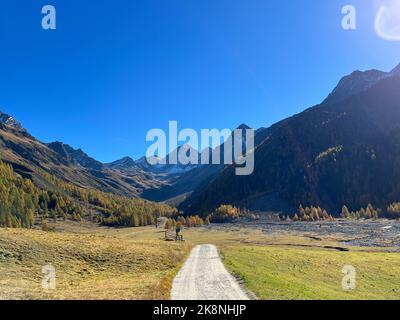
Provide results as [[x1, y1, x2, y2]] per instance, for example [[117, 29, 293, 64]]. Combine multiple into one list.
[[324, 63, 400, 104], [0, 110, 26, 132]]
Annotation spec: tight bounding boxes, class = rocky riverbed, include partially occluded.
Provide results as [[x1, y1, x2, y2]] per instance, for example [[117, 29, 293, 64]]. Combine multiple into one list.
[[209, 218, 400, 249]]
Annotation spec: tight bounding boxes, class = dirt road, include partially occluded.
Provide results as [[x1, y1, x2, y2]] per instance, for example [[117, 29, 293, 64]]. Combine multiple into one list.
[[171, 244, 250, 300]]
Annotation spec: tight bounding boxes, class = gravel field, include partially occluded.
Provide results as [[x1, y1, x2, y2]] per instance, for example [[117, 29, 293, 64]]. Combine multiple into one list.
[[209, 218, 400, 249]]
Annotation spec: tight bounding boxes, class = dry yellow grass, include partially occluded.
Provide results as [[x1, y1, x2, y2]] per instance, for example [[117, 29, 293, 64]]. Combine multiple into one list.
[[1, 221, 399, 300], [0, 225, 190, 300]]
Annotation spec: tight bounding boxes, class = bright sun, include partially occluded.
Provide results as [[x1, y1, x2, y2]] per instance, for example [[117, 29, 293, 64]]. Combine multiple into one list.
[[375, 0, 400, 41]]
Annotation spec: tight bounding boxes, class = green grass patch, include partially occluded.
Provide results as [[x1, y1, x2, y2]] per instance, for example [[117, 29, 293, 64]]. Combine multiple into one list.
[[221, 245, 400, 300]]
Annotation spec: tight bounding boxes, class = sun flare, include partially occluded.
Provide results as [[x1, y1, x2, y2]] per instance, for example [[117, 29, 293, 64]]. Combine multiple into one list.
[[375, 1, 400, 41]]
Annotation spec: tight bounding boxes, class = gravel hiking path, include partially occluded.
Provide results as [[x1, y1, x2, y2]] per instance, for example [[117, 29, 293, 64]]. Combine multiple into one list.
[[171, 244, 250, 300]]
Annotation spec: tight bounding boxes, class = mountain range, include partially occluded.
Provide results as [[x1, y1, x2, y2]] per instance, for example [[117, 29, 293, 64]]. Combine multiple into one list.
[[180, 63, 400, 215], [1, 63, 400, 216]]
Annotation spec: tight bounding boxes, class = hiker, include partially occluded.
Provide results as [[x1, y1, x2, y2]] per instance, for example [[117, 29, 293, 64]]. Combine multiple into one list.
[[175, 222, 182, 240]]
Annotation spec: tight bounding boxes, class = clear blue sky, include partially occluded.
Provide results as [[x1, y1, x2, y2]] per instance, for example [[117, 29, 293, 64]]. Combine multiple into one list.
[[1, 0, 400, 162]]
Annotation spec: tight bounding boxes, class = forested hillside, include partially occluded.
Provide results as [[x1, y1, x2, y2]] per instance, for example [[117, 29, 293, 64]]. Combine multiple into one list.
[[0, 161, 176, 229], [180, 65, 400, 215]]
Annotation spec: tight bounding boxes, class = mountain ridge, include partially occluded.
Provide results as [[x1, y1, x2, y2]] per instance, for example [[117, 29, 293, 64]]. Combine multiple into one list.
[[2, 63, 400, 216], [179, 62, 400, 215], [324, 64, 400, 104]]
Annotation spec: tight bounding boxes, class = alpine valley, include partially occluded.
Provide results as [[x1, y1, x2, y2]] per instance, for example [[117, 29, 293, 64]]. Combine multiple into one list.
[[2, 63, 400, 220]]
